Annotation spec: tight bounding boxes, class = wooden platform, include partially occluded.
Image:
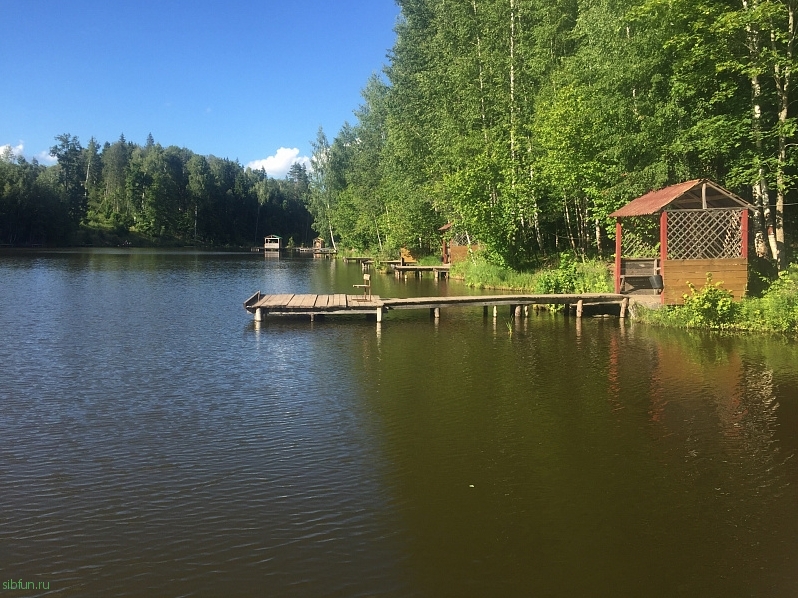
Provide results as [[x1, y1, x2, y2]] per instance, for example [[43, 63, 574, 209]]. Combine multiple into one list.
[[392, 264, 451, 279], [244, 291, 630, 324]]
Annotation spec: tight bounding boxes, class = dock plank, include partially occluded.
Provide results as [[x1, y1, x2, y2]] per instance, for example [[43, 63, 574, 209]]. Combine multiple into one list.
[[256, 293, 294, 308], [286, 294, 310, 309]]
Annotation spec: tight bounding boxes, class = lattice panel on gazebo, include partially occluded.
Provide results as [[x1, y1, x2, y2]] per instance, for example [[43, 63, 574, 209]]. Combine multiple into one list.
[[621, 229, 659, 258], [451, 230, 472, 246], [666, 209, 743, 259]]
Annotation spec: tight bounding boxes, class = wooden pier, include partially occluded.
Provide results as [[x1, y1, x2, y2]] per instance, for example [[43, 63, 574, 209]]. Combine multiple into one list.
[[392, 264, 451, 280], [244, 292, 630, 324]]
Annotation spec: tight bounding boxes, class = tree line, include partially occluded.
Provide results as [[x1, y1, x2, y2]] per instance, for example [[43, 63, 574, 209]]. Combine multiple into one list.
[[308, 0, 797, 269], [4, 0, 796, 268], [0, 133, 313, 247]]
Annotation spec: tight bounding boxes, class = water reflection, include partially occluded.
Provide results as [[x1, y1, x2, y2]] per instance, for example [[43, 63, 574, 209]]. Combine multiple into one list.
[[1, 250, 798, 597]]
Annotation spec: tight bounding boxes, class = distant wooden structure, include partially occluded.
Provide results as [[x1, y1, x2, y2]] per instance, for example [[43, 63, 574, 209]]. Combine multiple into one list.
[[439, 223, 479, 264], [313, 237, 325, 251], [263, 235, 283, 251], [610, 180, 753, 305], [393, 264, 451, 280]]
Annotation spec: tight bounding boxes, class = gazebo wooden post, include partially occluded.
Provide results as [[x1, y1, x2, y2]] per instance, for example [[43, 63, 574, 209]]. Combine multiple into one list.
[[741, 209, 749, 258], [659, 211, 668, 305], [614, 219, 622, 294]]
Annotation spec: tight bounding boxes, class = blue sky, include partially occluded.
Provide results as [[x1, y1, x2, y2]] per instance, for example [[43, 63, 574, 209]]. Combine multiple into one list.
[[0, 0, 400, 177]]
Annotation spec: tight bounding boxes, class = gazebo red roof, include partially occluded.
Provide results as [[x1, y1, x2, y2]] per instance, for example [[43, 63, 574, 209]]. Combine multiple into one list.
[[609, 179, 751, 218]]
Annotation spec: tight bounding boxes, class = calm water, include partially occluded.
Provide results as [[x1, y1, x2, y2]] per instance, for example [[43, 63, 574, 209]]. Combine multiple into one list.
[[2, 249, 798, 597]]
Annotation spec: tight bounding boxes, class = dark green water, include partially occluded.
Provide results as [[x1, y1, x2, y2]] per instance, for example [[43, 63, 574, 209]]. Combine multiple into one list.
[[1, 249, 797, 597]]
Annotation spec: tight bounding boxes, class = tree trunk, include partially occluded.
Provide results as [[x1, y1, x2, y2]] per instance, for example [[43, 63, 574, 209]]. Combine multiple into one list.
[[471, 0, 489, 146], [771, 3, 793, 270], [509, 0, 517, 165], [745, 0, 776, 261]]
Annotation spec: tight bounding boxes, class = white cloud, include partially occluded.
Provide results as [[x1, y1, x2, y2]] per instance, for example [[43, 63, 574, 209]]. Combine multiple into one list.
[[246, 147, 311, 178], [0, 142, 57, 165], [37, 151, 57, 165], [0, 142, 24, 161]]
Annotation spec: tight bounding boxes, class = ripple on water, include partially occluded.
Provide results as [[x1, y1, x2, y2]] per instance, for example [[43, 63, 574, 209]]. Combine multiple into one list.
[[2, 252, 798, 597]]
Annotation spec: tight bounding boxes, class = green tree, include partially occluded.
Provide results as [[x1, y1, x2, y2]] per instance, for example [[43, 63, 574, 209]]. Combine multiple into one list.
[[50, 133, 87, 225]]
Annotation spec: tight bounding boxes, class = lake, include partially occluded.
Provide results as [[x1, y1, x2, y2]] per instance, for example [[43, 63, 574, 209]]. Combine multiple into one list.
[[2, 248, 798, 597]]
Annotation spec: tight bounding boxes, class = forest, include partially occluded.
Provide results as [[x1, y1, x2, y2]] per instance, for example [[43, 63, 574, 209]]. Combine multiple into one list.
[[0, 133, 313, 248], [2, 0, 796, 271], [307, 0, 797, 270]]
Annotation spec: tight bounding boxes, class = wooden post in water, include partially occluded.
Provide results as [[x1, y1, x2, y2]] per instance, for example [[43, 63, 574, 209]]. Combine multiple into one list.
[[431, 307, 441, 319], [254, 307, 263, 322], [620, 297, 629, 318], [493, 306, 498, 319], [513, 305, 522, 318], [576, 300, 584, 319], [376, 307, 383, 322]]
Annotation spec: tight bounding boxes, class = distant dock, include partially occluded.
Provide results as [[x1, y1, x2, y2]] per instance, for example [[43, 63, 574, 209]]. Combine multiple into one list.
[[244, 292, 630, 324], [392, 264, 451, 280]]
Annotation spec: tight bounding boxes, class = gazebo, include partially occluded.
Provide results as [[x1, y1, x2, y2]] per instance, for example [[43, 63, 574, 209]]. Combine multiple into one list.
[[438, 223, 479, 264], [610, 180, 753, 305]]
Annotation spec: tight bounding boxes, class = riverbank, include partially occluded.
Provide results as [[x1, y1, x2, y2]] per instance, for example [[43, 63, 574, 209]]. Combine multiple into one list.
[[449, 254, 798, 335]]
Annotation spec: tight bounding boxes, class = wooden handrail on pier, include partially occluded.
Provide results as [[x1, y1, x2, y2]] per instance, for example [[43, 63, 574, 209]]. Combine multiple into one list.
[[244, 292, 630, 324]]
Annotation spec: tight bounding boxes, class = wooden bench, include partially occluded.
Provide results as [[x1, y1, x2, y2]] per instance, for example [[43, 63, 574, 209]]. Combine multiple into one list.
[[400, 248, 417, 266], [352, 273, 371, 299], [620, 258, 663, 294]]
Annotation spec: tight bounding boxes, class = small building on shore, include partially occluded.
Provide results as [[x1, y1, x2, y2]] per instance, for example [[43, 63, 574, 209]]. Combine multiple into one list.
[[610, 179, 753, 304], [439, 223, 480, 264], [263, 235, 283, 251]]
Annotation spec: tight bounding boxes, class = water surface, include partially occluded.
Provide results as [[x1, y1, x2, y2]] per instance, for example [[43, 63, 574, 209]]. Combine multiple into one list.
[[2, 249, 797, 597]]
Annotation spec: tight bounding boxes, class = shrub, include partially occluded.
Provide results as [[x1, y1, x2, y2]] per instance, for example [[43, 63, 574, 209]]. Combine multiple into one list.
[[679, 273, 738, 329], [533, 253, 579, 294], [739, 265, 798, 333]]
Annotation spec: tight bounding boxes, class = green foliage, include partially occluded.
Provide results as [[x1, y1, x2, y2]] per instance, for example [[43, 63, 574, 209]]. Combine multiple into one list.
[[639, 266, 798, 334], [533, 253, 613, 294], [639, 273, 740, 330], [1, 133, 314, 247], [533, 253, 580, 294], [739, 265, 798, 333], [450, 252, 613, 295], [679, 274, 739, 329], [305, 0, 796, 272]]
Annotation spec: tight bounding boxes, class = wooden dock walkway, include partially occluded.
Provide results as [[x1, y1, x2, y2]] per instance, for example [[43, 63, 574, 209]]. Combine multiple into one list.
[[392, 264, 451, 280], [244, 291, 630, 323]]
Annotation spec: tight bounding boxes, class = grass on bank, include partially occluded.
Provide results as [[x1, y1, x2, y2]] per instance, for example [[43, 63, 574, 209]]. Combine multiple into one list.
[[636, 266, 798, 334], [450, 251, 798, 334], [449, 252, 613, 295]]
